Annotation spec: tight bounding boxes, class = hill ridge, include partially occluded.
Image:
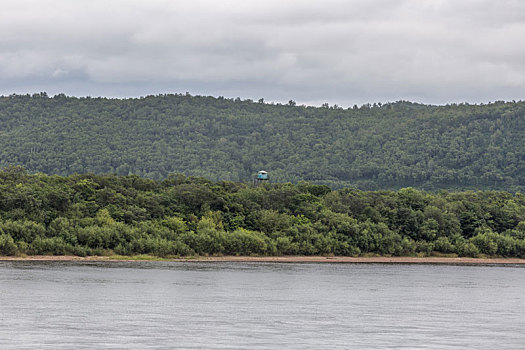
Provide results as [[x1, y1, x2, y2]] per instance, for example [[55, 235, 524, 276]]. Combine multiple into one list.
[[0, 93, 524, 191]]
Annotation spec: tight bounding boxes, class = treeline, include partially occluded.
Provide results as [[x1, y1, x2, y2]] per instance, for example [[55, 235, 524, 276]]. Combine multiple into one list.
[[0, 93, 524, 191], [1, 168, 525, 258]]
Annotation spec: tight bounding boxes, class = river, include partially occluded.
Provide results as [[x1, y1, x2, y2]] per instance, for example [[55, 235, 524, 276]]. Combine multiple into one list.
[[1, 261, 524, 349]]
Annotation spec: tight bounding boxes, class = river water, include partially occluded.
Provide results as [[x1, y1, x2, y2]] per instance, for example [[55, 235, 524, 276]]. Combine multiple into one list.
[[0, 261, 524, 349]]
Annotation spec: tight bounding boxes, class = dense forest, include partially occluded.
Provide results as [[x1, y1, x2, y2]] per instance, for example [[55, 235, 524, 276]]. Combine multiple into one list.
[[0, 93, 524, 191], [1, 168, 525, 258]]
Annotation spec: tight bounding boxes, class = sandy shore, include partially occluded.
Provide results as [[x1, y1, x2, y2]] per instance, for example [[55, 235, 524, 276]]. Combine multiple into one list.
[[1, 255, 525, 264]]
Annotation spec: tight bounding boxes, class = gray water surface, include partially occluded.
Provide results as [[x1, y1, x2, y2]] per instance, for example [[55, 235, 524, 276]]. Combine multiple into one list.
[[0, 261, 524, 349]]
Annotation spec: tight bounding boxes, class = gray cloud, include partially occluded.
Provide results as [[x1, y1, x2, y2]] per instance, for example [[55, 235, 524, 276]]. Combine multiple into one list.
[[1, 0, 525, 106]]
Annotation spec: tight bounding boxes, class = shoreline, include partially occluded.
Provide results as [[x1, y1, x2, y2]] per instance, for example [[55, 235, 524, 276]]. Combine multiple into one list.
[[1, 255, 525, 264]]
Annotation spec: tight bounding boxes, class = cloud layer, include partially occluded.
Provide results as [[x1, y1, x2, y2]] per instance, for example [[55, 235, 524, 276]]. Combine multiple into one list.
[[1, 0, 525, 106]]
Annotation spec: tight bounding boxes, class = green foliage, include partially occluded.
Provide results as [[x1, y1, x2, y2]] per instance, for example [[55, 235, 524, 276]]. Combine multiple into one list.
[[30, 236, 71, 255], [0, 220, 45, 242], [0, 170, 524, 258], [1, 95, 525, 191], [434, 237, 455, 253], [0, 234, 17, 255], [223, 229, 270, 255], [457, 242, 480, 258]]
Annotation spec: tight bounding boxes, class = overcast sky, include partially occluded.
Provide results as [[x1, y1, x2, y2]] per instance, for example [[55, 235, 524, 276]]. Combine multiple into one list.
[[1, 0, 525, 106]]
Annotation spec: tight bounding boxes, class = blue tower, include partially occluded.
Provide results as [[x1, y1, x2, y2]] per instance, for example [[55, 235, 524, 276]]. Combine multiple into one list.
[[254, 170, 269, 186]]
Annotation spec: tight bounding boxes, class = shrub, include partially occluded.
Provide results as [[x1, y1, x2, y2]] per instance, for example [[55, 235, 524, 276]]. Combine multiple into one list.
[[434, 237, 454, 253], [0, 234, 17, 255], [457, 242, 480, 257], [30, 237, 69, 255], [0, 220, 45, 243], [223, 229, 268, 255]]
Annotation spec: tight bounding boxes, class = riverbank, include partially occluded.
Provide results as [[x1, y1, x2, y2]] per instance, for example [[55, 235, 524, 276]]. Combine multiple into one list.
[[1, 255, 525, 264]]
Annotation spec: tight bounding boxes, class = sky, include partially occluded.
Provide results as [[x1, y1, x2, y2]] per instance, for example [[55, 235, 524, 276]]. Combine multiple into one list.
[[1, 0, 525, 107]]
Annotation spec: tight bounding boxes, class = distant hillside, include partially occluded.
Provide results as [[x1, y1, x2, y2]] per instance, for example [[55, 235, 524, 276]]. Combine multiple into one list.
[[0, 93, 524, 191]]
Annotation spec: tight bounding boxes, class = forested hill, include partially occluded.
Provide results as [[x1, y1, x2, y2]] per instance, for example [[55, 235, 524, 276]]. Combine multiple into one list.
[[1, 93, 524, 191]]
